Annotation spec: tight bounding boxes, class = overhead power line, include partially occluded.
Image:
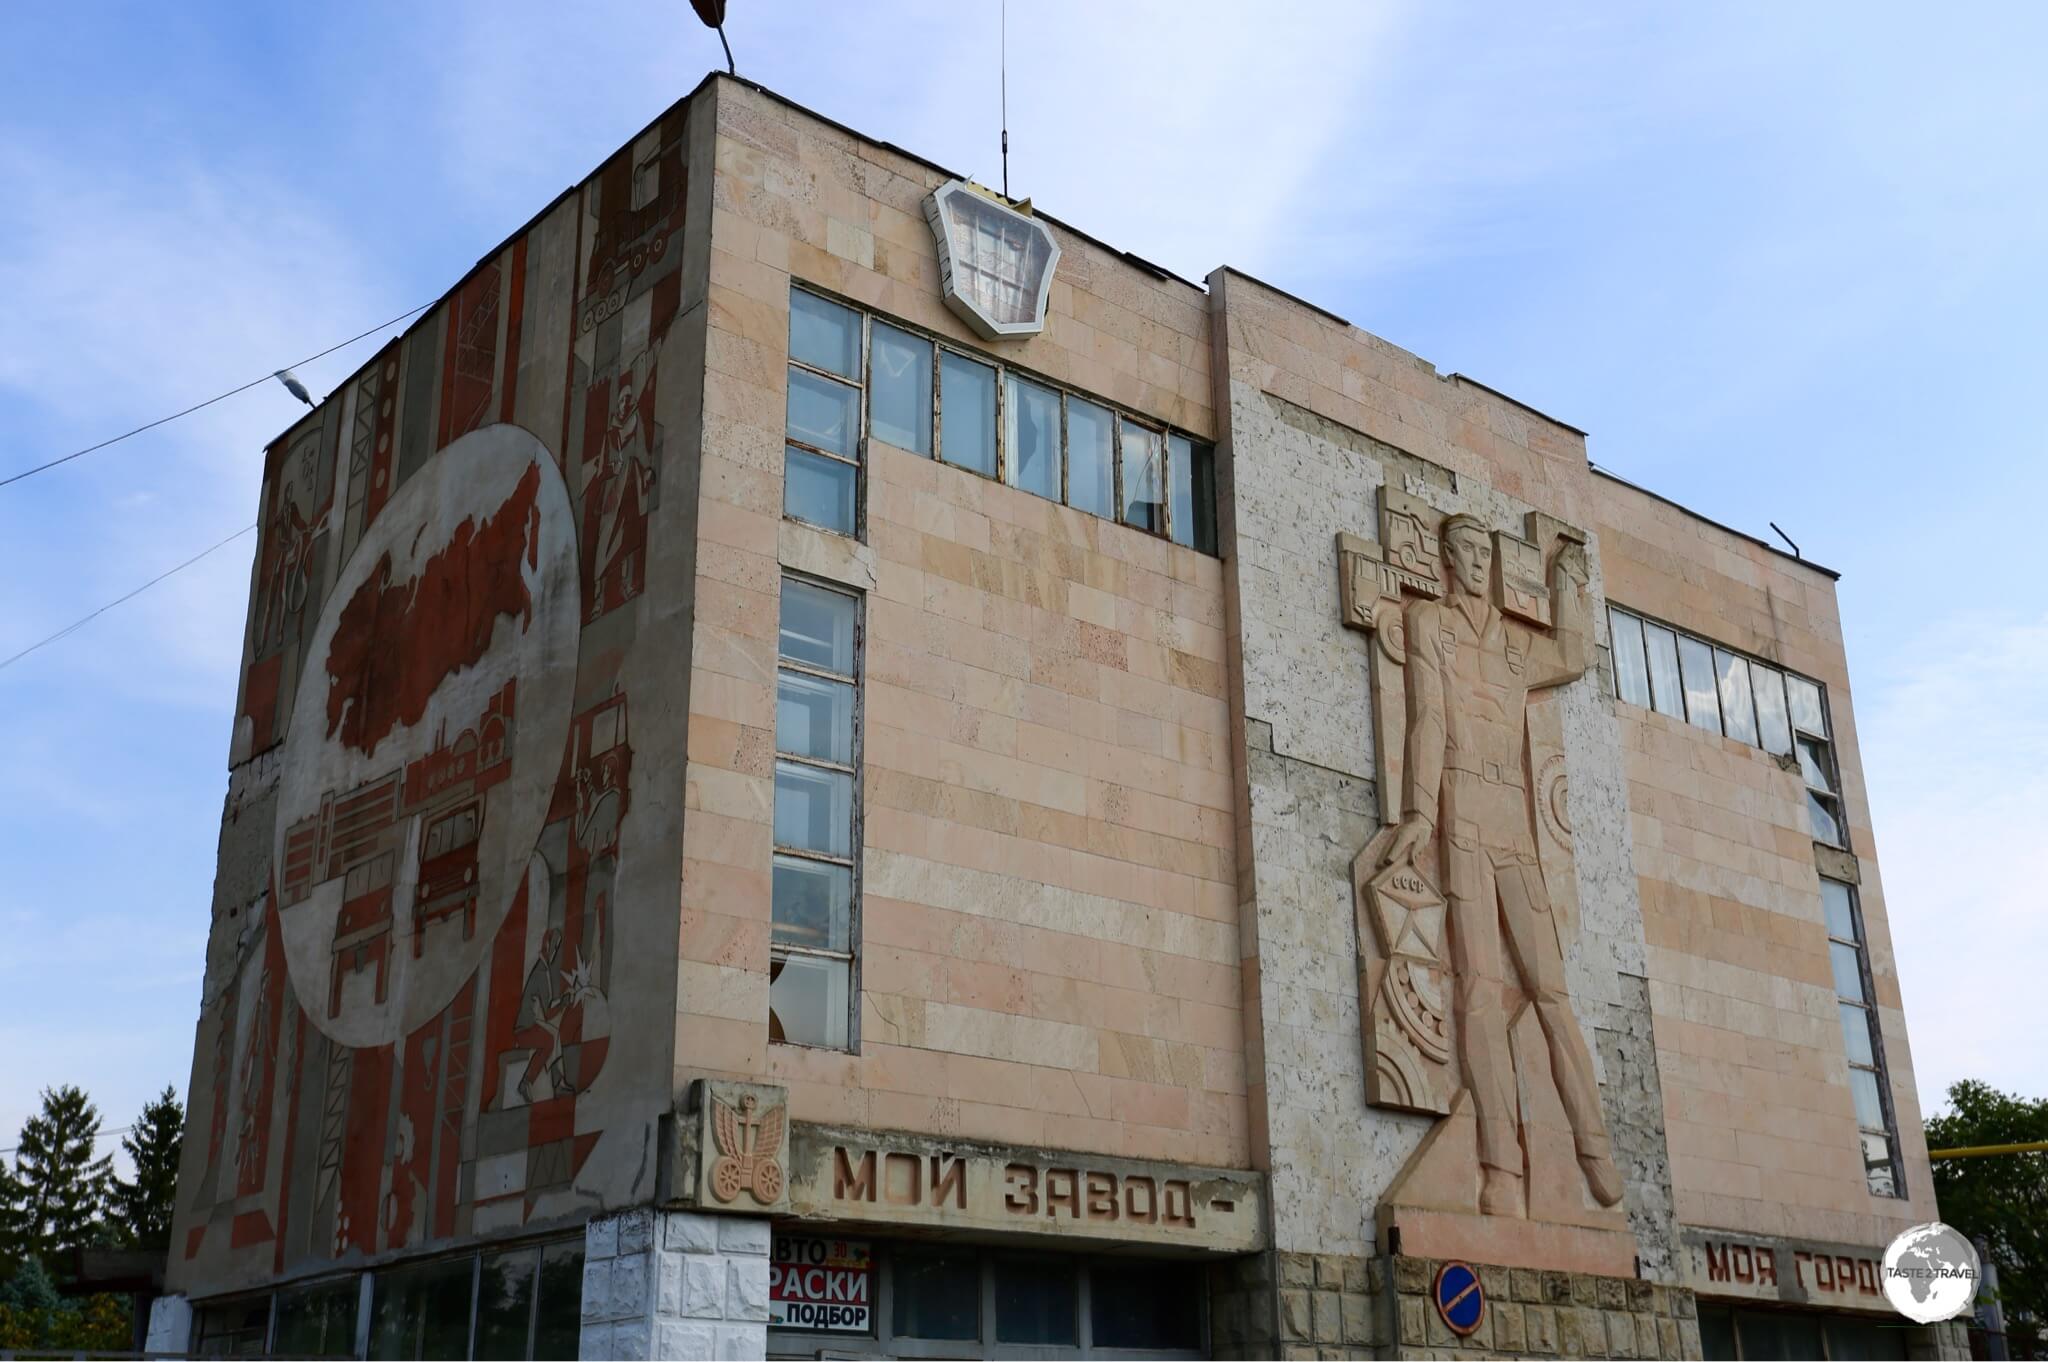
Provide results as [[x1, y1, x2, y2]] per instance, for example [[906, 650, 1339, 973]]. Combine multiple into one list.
[[0, 524, 257, 674], [0, 301, 431, 491]]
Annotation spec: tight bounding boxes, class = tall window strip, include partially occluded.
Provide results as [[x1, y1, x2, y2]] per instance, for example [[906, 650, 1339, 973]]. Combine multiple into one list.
[[785, 290, 867, 536], [1607, 606, 1847, 848], [1822, 876, 1903, 1197], [770, 576, 861, 1050], [788, 284, 1219, 554]]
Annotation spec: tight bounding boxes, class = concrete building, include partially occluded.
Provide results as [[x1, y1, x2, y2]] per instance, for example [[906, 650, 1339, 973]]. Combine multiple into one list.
[[153, 73, 1960, 1359]]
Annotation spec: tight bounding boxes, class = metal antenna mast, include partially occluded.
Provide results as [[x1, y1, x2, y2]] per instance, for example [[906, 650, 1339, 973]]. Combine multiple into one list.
[[1000, 0, 1010, 198]]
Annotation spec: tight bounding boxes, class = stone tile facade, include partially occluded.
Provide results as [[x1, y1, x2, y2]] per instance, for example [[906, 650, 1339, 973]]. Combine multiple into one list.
[[679, 77, 1245, 1170], [581, 1209, 771, 1362], [1594, 477, 1942, 1250]]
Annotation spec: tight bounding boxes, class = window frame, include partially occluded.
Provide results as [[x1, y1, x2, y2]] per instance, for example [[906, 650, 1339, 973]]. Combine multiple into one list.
[[184, 1235, 584, 1360], [1606, 604, 1849, 850], [1821, 875, 1905, 1199], [770, 572, 864, 1053], [765, 1241, 1208, 1361], [789, 284, 1217, 555], [785, 293, 870, 539]]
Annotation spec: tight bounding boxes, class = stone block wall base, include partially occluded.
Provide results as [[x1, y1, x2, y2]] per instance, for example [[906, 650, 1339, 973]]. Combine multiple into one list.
[[581, 1207, 771, 1360], [1387, 1254, 1701, 1359], [144, 1293, 193, 1355], [1381, 1204, 1638, 1279], [1210, 1249, 1385, 1358]]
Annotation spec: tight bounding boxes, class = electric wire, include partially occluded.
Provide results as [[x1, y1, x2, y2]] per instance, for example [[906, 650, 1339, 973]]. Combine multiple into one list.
[[0, 301, 431, 490], [0, 524, 257, 673], [0, 1125, 136, 1160]]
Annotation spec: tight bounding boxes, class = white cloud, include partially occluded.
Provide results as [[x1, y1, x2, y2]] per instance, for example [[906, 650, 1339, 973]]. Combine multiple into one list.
[[1862, 611, 2048, 1115]]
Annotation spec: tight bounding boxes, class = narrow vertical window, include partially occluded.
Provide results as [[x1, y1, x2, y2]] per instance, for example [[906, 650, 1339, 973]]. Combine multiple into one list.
[[1119, 419, 1165, 535], [1676, 634, 1722, 735], [939, 351, 997, 477], [1822, 877, 1901, 1196], [1167, 434, 1217, 552], [1065, 398, 1116, 518], [1787, 673, 1846, 847], [1751, 661, 1793, 755], [771, 577, 859, 1050], [785, 289, 864, 536], [1609, 608, 1652, 709], [1005, 373, 1061, 501], [1714, 647, 1759, 746], [1641, 621, 1685, 720], [868, 322, 932, 456]]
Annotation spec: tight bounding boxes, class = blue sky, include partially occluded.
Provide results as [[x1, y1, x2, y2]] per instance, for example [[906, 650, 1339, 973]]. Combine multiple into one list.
[[2, 2, 2042, 1157]]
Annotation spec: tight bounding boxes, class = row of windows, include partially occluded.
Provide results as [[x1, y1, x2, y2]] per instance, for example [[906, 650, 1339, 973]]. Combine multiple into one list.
[[770, 576, 862, 1050], [767, 1241, 1203, 1358], [787, 287, 1219, 552], [1698, 1302, 1898, 1360], [193, 1239, 583, 1359], [1607, 606, 1848, 848], [1823, 876, 1903, 1198]]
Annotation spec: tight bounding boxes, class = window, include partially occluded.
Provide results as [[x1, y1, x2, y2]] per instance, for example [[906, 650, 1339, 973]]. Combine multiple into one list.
[[768, 1238, 1205, 1358], [1823, 877, 1903, 1197], [771, 577, 860, 1050], [1608, 606, 1847, 849], [1698, 1303, 1889, 1360], [869, 322, 932, 455], [1005, 373, 1061, 501], [191, 1240, 581, 1361], [785, 291, 864, 535], [784, 285, 1219, 552]]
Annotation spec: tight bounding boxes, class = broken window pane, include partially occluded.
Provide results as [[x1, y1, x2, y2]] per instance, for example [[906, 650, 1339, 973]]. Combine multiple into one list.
[[1797, 736, 1836, 793], [769, 952, 849, 1049], [1643, 622, 1685, 720], [1752, 662, 1793, 755], [1862, 1133, 1898, 1196], [1807, 791, 1845, 847], [1677, 634, 1722, 735], [1610, 610, 1651, 709], [1119, 420, 1165, 534], [1005, 373, 1061, 501], [772, 854, 852, 952], [869, 322, 932, 455], [939, 351, 997, 476], [1066, 398, 1115, 518], [1185, 439, 1218, 553], [790, 289, 860, 379], [1787, 674, 1827, 736], [1715, 648, 1759, 746]]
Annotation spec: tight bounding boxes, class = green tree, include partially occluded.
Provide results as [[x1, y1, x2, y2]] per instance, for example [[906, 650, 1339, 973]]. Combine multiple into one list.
[[0, 1154, 29, 1272], [13, 1086, 112, 1261], [1927, 1079, 2048, 1356], [108, 1087, 183, 1250]]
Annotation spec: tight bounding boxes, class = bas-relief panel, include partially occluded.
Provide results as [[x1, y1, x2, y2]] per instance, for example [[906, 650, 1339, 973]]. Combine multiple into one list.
[[1226, 381, 1672, 1273], [172, 106, 694, 1293]]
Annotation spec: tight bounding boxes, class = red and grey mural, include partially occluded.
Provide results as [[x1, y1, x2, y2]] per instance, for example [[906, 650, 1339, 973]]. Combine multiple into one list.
[[175, 103, 695, 1290]]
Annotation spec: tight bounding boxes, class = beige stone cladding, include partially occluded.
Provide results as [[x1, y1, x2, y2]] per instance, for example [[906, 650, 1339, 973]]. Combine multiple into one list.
[[672, 76, 1243, 1172], [1592, 474, 1937, 1251], [1206, 268, 1680, 1275]]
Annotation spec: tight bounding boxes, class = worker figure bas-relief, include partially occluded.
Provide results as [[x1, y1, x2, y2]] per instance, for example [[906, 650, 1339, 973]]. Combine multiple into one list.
[[1340, 490, 1628, 1234]]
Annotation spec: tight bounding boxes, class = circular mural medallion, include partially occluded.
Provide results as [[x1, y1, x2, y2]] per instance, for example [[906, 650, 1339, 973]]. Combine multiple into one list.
[[274, 425, 578, 1048], [1433, 1260, 1485, 1338]]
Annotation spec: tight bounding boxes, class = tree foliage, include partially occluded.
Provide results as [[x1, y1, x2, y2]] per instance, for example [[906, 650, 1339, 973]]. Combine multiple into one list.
[[12, 1086, 112, 1261], [110, 1086, 183, 1250], [1927, 1079, 2048, 1355]]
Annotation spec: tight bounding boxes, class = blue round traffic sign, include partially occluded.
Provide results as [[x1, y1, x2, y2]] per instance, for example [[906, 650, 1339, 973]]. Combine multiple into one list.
[[1433, 1260, 1485, 1337]]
